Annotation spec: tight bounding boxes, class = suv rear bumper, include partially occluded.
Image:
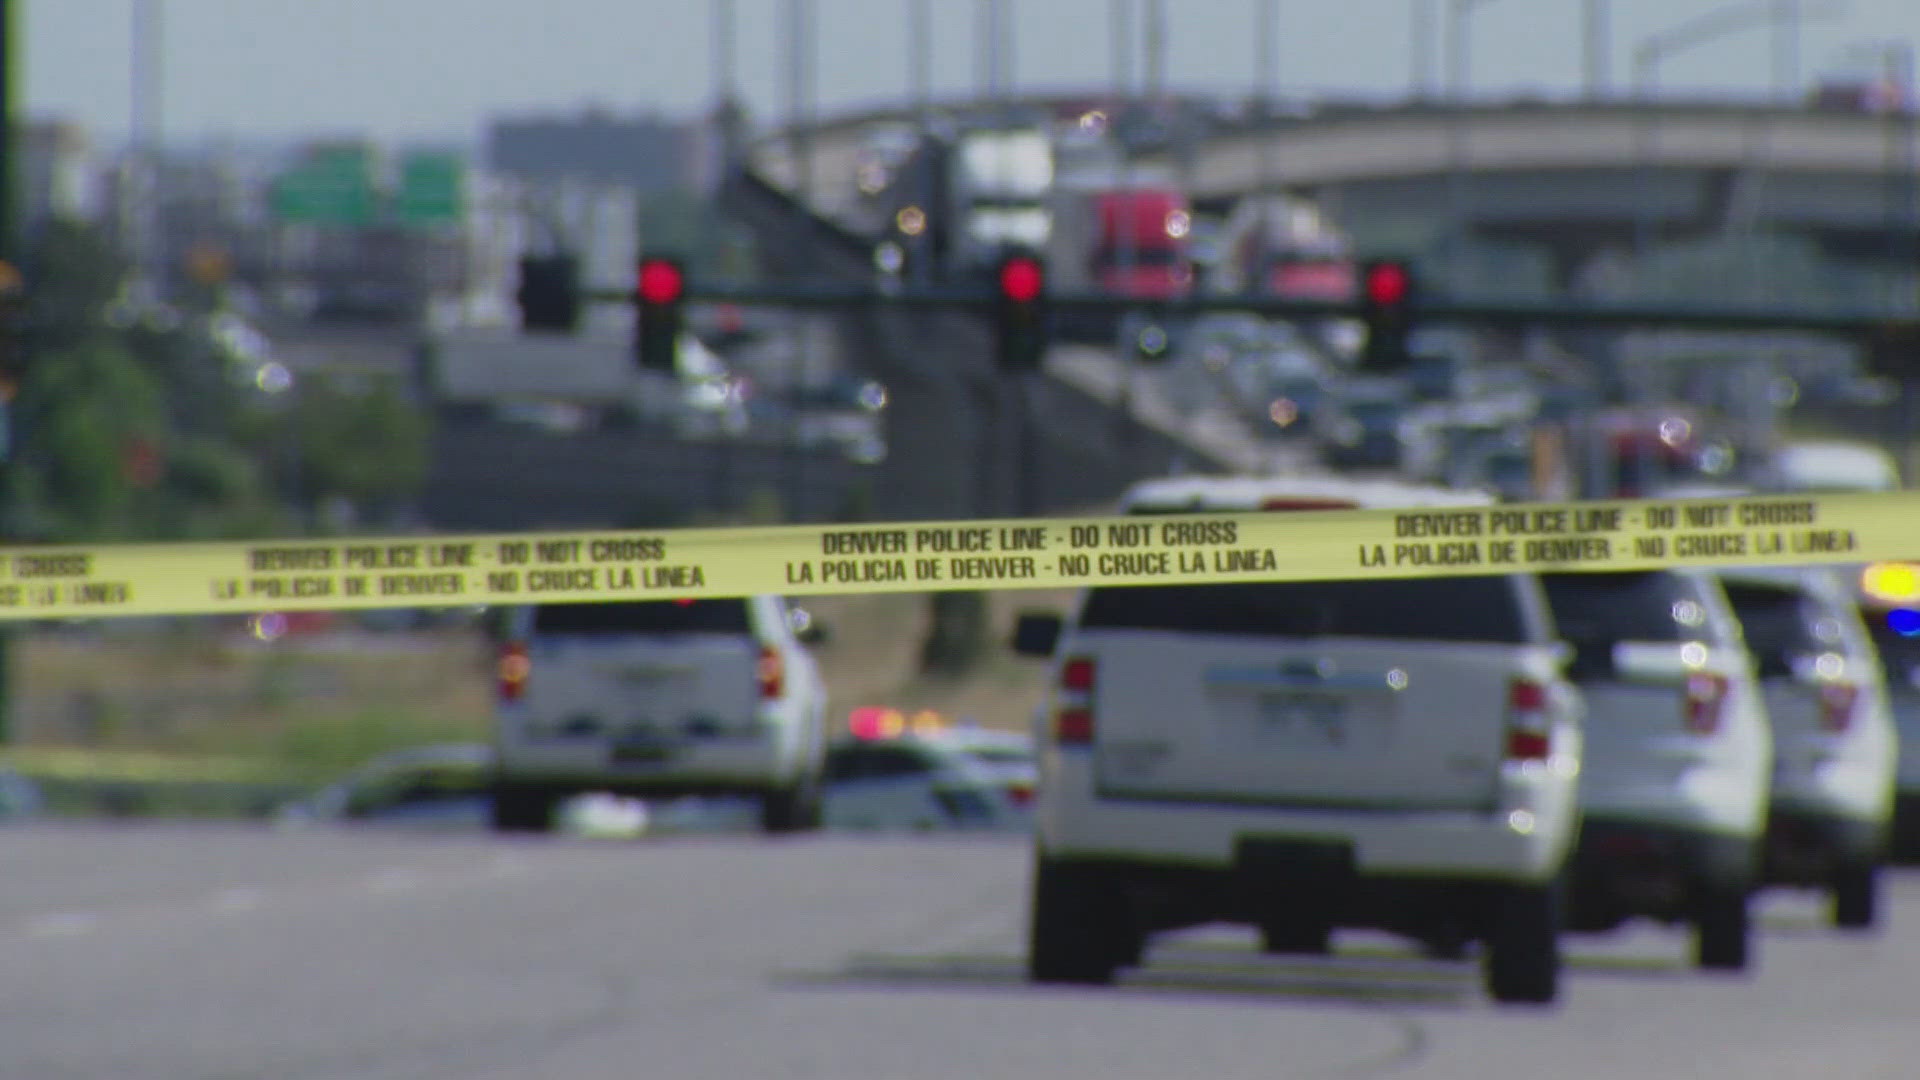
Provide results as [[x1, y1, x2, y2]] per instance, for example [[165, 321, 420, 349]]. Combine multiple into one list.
[[1038, 794, 1571, 884], [1039, 850, 1529, 942], [493, 738, 801, 798], [1892, 793, 1920, 861], [1763, 802, 1886, 885], [1567, 817, 1757, 932]]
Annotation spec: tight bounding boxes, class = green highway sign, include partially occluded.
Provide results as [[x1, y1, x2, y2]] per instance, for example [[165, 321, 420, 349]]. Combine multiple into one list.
[[395, 152, 464, 226], [270, 150, 376, 226]]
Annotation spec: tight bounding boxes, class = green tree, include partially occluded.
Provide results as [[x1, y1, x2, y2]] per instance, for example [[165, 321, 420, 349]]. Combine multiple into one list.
[[7, 338, 168, 541], [18, 220, 129, 359], [286, 374, 431, 519]]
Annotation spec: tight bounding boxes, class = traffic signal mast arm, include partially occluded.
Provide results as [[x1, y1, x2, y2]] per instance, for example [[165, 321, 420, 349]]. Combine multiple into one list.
[[578, 278, 1917, 336]]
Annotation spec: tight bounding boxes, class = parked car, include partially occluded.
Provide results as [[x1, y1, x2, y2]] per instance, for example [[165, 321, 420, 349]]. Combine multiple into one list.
[[1014, 476, 1584, 1004], [275, 744, 496, 832], [1543, 570, 1772, 970], [822, 734, 1029, 833], [1717, 566, 1898, 929], [1855, 598, 1920, 861], [490, 596, 829, 836], [276, 743, 654, 838]]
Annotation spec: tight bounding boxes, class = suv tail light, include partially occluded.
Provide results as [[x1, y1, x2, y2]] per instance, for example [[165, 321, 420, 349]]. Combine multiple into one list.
[[758, 645, 785, 700], [1055, 655, 1096, 745], [498, 642, 530, 701], [1819, 682, 1859, 733], [1005, 781, 1034, 807], [1504, 678, 1551, 761], [1683, 672, 1729, 735]]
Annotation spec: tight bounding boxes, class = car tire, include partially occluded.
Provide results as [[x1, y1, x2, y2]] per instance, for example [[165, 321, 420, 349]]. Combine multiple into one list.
[[1259, 922, 1333, 956], [1028, 856, 1134, 986], [1693, 885, 1751, 972], [761, 775, 823, 835], [1418, 925, 1473, 961], [490, 784, 554, 834], [1832, 860, 1880, 930], [1483, 881, 1562, 1006]]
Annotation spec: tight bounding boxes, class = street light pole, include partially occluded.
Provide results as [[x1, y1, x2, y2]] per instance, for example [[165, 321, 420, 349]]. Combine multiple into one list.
[[1771, 0, 1797, 103], [712, 0, 735, 107], [1584, 0, 1610, 99], [131, 0, 163, 296], [1631, 1, 1850, 268], [1256, 0, 1279, 193], [1444, 0, 1501, 291], [1411, 0, 1435, 101], [785, 0, 813, 204], [909, 0, 931, 123]]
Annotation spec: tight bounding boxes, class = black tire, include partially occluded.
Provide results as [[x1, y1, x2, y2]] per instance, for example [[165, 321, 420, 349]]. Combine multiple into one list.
[[1693, 885, 1751, 972], [1028, 857, 1134, 985], [490, 783, 555, 834], [1259, 922, 1333, 956], [1832, 860, 1880, 930], [761, 775, 823, 835], [1419, 926, 1472, 961], [1483, 881, 1562, 1006]]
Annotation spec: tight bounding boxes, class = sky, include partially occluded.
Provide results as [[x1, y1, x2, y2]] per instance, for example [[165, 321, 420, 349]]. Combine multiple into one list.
[[21, 0, 1920, 149]]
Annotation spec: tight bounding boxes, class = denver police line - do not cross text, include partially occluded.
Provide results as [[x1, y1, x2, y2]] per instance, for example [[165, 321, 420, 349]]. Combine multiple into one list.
[[0, 491, 1902, 622]]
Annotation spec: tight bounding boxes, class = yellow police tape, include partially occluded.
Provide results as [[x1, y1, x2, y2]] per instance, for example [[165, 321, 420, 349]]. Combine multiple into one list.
[[0, 490, 1906, 621]]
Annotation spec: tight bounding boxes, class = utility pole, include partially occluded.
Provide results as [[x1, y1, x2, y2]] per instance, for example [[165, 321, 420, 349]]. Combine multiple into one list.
[[131, 0, 162, 296], [0, 0, 17, 743], [1256, 0, 1279, 195], [785, 0, 812, 204], [1411, 0, 1435, 100], [1584, 0, 1609, 99]]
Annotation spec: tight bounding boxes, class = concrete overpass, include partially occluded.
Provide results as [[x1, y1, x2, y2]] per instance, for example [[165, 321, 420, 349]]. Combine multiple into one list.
[[750, 95, 1920, 287]]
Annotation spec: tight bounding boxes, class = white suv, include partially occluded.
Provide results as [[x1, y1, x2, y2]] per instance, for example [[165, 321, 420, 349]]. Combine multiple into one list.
[[1541, 570, 1772, 971], [1013, 477, 1584, 1005], [490, 596, 828, 835], [1717, 567, 1898, 928], [1856, 599, 1920, 861]]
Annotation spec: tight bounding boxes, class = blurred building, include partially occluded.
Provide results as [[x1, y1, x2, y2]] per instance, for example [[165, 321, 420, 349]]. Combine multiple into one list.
[[485, 108, 696, 193], [19, 119, 103, 237]]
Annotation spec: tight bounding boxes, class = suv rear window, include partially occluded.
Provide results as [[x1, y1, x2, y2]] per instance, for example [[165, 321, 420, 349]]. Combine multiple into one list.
[[1720, 580, 1828, 671], [1078, 575, 1537, 644], [531, 598, 752, 636], [1542, 571, 1723, 644]]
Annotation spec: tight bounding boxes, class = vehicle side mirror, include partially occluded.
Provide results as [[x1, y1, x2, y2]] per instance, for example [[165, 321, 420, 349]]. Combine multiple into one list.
[[1013, 612, 1063, 658], [1547, 640, 1574, 671], [789, 607, 829, 645]]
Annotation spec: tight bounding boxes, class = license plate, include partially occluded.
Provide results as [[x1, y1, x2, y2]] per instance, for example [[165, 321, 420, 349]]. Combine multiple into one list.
[[610, 741, 675, 765], [1255, 692, 1348, 746], [602, 665, 692, 688]]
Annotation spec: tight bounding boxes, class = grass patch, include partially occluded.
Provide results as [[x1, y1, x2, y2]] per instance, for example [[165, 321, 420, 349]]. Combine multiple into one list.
[[12, 623, 492, 778], [5, 585, 1079, 805]]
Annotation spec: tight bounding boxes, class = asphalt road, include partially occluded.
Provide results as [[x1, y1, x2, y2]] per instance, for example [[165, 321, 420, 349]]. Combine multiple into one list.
[[1, 823, 1915, 1080]]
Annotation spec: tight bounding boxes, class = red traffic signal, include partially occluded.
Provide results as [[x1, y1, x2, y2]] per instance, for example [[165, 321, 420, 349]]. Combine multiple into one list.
[[999, 256, 1045, 304], [1363, 260, 1411, 308], [638, 258, 685, 306]]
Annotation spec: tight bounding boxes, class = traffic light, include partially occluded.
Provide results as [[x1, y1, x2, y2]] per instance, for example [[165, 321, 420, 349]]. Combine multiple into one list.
[[636, 256, 686, 373], [515, 254, 581, 333], [1358, 258, 1417, 371], [994, 251, 1049, 371]]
